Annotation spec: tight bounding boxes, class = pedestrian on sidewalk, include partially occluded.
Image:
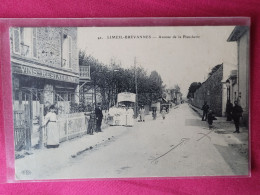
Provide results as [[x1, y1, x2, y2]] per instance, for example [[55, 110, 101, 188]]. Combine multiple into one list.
[[139, 105, 145, 122], [226, 100, 233, 121], [161, 107, 166, 120], [202, 101, 209, 121], [232, 101, 243, 133], [95, 105, 103, 132], [86, 111, 95, 135], [207, 110, 217, 129], [41, 105, 59, 149], [152, 107, 157, 120]]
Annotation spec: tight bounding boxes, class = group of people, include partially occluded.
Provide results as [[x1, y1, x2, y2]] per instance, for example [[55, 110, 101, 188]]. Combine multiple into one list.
[[108, 105, 134, 126], [41, 104, 104, 149], [201, 100, 243, 133]]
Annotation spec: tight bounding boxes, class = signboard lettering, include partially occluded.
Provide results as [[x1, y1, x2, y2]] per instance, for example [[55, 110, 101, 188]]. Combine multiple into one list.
[[12, 64, 79, 83]]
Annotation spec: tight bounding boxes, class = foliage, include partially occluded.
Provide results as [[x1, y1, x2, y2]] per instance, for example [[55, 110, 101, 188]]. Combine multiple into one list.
[[79, 50, 166, 107], [70, 102, 90, 113], [208, 64, 222, 77], [187, 82, 201, 98]]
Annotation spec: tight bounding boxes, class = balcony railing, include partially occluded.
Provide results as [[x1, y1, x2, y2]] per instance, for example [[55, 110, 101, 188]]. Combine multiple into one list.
[[80, 66, 91, 80]]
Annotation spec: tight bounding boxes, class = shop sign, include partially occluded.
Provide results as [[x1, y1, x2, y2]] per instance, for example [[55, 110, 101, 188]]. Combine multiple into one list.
[[12, 64, 79, 83]]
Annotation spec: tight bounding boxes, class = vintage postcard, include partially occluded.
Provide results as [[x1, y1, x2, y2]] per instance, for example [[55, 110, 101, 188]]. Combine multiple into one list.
[[10, 25, 249, 180]]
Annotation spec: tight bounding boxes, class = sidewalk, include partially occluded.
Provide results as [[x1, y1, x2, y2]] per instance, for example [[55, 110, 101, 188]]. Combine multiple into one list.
[[188, 104, 249, 160], [15, 122, 131, 180]]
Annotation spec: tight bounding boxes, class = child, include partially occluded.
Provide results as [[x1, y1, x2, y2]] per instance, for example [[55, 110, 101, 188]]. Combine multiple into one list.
[[207, 110, 217, 129], [161, 107, 166, 120]]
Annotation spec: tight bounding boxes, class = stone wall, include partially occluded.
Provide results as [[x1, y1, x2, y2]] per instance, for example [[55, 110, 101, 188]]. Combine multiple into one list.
[[192, 65, 223, 116]]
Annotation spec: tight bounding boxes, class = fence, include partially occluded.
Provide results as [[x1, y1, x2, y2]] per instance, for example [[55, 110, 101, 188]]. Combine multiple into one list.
[[43, 112, 88, 144]]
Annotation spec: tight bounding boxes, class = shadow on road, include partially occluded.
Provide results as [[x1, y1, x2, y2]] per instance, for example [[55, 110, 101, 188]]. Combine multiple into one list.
[[214, 144, 249, 175], [185, 118, 208, 127]]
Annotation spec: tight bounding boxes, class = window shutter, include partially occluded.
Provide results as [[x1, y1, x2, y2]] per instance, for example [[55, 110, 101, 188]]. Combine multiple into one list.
[[13, 28, 20, 54], [68, 36, 72, 68], [32, 28, 37, 58]]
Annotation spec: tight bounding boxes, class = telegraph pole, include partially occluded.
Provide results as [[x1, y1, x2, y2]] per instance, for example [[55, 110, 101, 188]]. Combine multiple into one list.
[[134, 57, 138, 118]]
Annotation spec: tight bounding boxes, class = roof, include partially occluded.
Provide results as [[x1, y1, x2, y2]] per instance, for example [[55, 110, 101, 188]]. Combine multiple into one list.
[[227, 26, 249, 42]]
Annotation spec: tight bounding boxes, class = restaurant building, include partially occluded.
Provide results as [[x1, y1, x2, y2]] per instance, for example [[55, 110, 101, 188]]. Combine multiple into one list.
[[10, 27, 80, 150]]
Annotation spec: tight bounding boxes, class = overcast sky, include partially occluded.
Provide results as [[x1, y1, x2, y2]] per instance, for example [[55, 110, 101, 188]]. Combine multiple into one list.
[[78, 26, 237, 96]]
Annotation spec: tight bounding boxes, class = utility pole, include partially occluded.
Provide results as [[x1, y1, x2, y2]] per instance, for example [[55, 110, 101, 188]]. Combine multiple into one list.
[[134, 57, 138, 118]]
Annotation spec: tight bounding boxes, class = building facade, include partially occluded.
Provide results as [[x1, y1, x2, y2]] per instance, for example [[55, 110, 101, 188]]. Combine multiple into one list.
[[227, 26, 249, 126], [11, 27, 79, 112], [221, 63, 238, 116], [10, 27, 80, 150]]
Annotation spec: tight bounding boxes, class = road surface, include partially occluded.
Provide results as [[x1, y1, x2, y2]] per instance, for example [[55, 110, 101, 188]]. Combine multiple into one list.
[[43, 103, 248, 179]]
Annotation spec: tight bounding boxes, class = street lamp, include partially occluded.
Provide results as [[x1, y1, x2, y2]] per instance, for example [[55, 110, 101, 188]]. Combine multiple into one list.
[[224, 79, 232, 121], [225, 79, 231, 101], [113, 69, 120, 106]]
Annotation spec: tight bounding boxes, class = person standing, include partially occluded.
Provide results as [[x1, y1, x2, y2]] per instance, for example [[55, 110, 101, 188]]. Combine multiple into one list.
[[126, 107, 134, 126], [95, 106, 103, 132], [226, 100, 233, 121], [202, 101, 209, 121], [139, 106, 145, 122], [86, 110, 95, 135], [41, 105, 59, 149], [207, 110, 217, 129], [120, 105, 127, 126], [232, 101, 243, 133], [161, 107, 166, 120], [152, 107, 157, 120]]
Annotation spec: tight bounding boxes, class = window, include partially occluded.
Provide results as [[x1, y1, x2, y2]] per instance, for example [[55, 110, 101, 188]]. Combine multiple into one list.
[[68, 36, 72, 68], [13, 28, 21, 54], [12, 27, 37, 58], [32, 28, 37, 58]]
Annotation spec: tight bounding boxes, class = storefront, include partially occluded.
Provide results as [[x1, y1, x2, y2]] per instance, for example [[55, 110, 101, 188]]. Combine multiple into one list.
[[12, 62, 79, 150]]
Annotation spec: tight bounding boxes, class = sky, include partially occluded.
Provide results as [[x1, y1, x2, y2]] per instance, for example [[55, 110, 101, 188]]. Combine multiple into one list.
[[78, 26, 237, 96]]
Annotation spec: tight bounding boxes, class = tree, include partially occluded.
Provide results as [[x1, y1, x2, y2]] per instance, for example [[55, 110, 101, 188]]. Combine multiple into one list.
[[208, 64, 222, 77], [187, 82, 201, 98], [79, 50, 165, 107]]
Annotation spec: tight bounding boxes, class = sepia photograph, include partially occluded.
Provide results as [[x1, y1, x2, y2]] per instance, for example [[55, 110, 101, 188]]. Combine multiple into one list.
[[10, 25, 249, 180]]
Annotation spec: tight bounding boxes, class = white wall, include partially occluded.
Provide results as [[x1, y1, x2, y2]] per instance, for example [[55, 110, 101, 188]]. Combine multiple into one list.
[[238, 30, 249, 118]]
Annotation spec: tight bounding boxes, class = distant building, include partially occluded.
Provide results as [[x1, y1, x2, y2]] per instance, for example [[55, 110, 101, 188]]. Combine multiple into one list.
[[164, 88, 182, 105], [227, 26, 249, 126]]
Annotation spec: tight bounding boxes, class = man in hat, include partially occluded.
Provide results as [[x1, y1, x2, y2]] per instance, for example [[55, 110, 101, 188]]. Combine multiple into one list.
[[202, 101, 209, 121], [95, 105, 103, 132], [232, 101, 243, 133]]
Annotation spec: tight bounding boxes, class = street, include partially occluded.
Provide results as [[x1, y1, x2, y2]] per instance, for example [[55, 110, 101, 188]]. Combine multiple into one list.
[[15, 103, 248, 180]]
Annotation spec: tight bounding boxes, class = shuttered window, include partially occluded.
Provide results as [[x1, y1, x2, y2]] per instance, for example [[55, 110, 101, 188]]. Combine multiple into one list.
[[13, 28, 21, 54], [32, 28, 37, 58], [68, 36, 72, 68]]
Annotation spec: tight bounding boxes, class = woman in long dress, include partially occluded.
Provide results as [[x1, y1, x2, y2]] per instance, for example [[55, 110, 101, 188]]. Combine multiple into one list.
[[126, 107, 134, 126], [119, 106, 127, 126], [42, 105, 59, 148], [139, 106, 145, 122]]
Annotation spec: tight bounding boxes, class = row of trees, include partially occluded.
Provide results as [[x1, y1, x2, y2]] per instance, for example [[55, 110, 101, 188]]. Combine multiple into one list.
[[79, 50, 165, 108]]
